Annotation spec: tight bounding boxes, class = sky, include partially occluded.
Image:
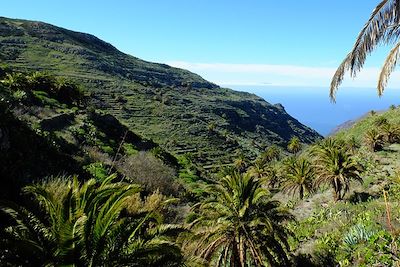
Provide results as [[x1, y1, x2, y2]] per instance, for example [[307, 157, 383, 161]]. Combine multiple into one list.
[[2, 0, 400, 88]]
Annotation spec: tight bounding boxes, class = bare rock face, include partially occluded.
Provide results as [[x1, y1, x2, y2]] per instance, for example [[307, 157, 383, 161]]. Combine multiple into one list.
[[0, 127, 10, 151]]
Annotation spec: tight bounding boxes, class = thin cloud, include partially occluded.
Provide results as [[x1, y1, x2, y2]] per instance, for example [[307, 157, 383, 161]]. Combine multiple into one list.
[[167, 61, 400, 88]]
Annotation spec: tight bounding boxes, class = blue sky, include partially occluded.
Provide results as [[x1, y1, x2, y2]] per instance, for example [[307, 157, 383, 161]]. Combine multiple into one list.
[[2, 0, 399, 88]]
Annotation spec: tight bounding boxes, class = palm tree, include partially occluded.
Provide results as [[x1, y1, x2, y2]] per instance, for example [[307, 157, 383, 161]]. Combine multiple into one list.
[[261, 145, 281, 163], [381, 122, 400, 143], [330, 0, 400, 100], [287, 136, 302, 154], [364, 128, 385, 151], [311, 138, 347, 156], [248, 161, 282, 189], [0, 175, 184, 266], [282, 157, 315, 200], [346, 136, 360, 154], [313, 145, 363, 201], [1, 72, 29, 91], [234, 153, 248, 173], [264, 163, 281, 189], [247, 160, 269, 179], [374, 116, 388, 127], [27, 71, 56, 94], [187, 172, 294, 266]]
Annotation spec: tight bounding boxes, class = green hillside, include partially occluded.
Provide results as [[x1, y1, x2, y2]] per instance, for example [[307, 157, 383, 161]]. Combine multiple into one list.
[[0, 17, 321, 167], [282, 105, 400, 266], [0, 70, 195, 202]]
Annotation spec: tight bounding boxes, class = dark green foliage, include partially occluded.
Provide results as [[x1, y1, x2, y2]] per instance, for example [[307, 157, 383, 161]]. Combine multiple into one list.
[[0, 100, 82, 202], [313, 140, 363, 201], [56, 78, 84, 105], [282, 157, 315, 200], [1, 70, 84, 106], [0, 176, 184, 266], [187, 172, 294, 266]]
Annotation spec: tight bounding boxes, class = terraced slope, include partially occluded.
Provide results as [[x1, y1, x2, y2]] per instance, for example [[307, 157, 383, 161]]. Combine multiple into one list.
[[0, 17, 321, 166]]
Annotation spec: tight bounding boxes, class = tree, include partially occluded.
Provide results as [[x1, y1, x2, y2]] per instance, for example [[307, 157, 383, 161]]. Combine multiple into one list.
[[313, 144, 363, 201], [330, 0, 400, 100], [56, 78, 84, 105], [27, 71, 57, 94], [346, 136, 360, 154], [0, 175, 184, 266], [282, 157, 315, 200], [364, 128, 385, 151], [1, 72, 29, 91], [260, 145, 281, 164], [247, 160, 269, 179], [287, 136, 302, 154], [233, 152, 248, 173], [117, 151, 180, 196], [187, 172, 294, 266], [381, 122, 400, 143]]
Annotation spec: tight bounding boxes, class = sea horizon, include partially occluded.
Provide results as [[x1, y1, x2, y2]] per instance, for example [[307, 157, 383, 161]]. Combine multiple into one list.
[[229, 85, 400, 136]]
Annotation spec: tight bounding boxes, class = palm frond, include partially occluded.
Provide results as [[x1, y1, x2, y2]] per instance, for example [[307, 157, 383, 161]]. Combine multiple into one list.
[[331, 0, 400, 100], [378, 40, 400, 94]]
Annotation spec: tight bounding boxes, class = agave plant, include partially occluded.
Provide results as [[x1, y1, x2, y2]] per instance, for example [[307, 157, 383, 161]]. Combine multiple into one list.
[[343, 224, 375, 247], [187, 172, 294, 266]]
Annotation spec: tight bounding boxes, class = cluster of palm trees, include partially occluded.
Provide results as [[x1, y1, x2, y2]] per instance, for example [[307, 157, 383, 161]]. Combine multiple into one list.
[[364, 116, 400, 152], [235, 137, 363, 202], [0, 175, 185, 266], [241, 113, 400, 205], [1, 172, 297, 266]]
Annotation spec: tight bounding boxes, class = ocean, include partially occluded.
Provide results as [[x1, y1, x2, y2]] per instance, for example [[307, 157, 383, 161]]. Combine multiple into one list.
[[229, 86, 400, 136]]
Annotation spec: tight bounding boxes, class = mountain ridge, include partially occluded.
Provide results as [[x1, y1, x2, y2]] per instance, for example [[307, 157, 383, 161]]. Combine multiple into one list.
[[0, 16, 322, 166]]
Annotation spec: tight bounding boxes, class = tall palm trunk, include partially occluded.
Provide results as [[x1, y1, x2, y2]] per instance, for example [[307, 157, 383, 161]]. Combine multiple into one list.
[[239, 234, 247, 267], [231, 237, 242, 267], [299, 186, 304, 200]]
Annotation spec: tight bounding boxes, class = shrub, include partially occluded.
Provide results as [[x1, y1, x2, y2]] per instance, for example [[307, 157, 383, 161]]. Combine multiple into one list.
[[117, 151, 180, 196], [56, 79, 84, 105], [12, 89, 27, 102], [27, 71, 57, 94], [84, 162, 109, 181]]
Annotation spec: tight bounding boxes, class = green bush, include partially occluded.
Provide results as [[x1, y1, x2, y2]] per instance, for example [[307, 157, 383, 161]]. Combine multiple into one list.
[[84, 162, 108, 181], [56, 79, 84, 105], [32, 90, 60, 106], [12, 89, 27, 102]]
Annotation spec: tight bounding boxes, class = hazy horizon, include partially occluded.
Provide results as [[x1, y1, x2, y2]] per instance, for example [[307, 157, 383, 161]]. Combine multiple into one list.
[[229, 85, 400, 136]]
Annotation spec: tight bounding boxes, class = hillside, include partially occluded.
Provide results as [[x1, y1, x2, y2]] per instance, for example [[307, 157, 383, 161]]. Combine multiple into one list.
[[283, 105, 400, 266], [0, 17, 321, 167], [0, 71, 198, 202]]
